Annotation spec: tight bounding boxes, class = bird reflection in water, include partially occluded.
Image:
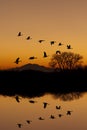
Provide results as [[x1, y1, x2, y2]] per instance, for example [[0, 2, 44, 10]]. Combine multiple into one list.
[[50, 115, 56, 119], [66, 110, 73, 115], [38, 117, 45, 120], [17, 32, 22, 37], [15, 95, 21, 103], [43, 102, 49, 109], [26, 120, 32, 124], [15, 95, 74, 129], [58, 114, 64, 118], [17, 123, 23, 128], [29, 100, 37, 103], [56, 105, 61, 110]]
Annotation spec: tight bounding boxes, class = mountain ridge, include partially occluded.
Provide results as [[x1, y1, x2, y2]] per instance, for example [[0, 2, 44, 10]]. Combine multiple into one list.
[[10, 63, 54, 72]]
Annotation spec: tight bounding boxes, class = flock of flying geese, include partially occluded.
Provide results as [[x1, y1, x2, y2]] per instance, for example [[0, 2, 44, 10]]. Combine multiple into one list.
[[14, 32, 73, 64], [14, 32, 73, 128], [15, 95, 73, 128]]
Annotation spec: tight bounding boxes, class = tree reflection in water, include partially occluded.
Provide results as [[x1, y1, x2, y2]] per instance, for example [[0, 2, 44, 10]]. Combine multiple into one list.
[[52, 92, 84, 101], [0, 86, 85, 101]]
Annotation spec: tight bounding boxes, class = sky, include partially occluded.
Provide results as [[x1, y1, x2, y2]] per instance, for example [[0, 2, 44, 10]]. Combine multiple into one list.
[[0, 0, 87, 69]]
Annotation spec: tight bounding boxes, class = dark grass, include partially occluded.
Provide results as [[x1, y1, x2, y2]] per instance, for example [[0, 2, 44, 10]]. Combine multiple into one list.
[[0, 68, 87, 98]]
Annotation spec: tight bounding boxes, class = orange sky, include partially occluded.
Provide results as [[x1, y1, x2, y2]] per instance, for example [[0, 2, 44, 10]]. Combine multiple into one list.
[[0, 0, 87, 69]]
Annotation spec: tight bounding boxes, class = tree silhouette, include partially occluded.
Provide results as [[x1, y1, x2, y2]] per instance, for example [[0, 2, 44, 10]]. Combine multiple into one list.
[[49, 52, 83, 70]]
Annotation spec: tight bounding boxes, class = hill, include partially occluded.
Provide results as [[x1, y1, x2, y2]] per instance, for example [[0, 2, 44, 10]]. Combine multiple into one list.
[[9, 63, 54, 72]]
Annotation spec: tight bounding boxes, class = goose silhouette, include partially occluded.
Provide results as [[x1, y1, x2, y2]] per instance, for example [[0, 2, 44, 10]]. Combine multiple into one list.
[[50, 115, 55, 119], [43, 102, 49, 108], [17, 123, 23, 128], [58, 114, 63, 118], [29, 56, 37, 60], [17, 32, 22, 36], [15, 95, 21, 103], [50, 41, 56, 45], [56, 105, 61, 109], [56, 50, 61, 54], [26, 120, 32, 124], [14, 57, 21, 64], [58, 42, 63, 46], [29, 100, 37, 103], [66, 110, 73, 115], [38, 117, 45, 120], [67, 45, 72, 49], [43, 51, 48, 58], [38, 40, 45, 43], [26, 36, 32, 40]]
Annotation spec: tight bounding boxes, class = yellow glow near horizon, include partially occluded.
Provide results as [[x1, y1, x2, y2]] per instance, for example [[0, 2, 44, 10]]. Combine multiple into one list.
[[0, 0, 87, 69]]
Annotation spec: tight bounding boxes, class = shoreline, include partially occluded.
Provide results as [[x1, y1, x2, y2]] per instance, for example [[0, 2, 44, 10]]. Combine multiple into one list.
[[0, 69, 87, 98]]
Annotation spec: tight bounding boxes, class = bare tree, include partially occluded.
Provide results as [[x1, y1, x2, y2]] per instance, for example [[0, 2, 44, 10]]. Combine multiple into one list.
[[49, 52, 83, 70]]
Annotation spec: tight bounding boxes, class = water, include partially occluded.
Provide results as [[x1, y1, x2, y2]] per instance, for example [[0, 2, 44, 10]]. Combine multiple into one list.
[[0, 92, 87, 130]]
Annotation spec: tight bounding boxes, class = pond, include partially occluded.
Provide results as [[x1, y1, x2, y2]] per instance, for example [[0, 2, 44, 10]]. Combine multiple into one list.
[[0, 91, 87, 130]]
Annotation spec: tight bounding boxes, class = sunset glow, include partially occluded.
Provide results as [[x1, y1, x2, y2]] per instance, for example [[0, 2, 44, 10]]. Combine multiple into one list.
[[0, 0, 87, 69]]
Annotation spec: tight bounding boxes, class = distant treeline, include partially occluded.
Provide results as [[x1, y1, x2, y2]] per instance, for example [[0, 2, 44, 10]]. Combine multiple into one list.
[[0, 68, 87, 98]]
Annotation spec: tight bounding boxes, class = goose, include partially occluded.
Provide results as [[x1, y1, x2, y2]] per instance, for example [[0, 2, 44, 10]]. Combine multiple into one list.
[[43, 102, 49, 109], [66, 110, 73, 115], [14, 57, 21, 64], [26, 120, 32, 124], [67, 45, 72, 49], [38, 40, 45, 43], [15, 95, 21, 103], [56, 105, 61, 110], [17, 123, 23, 128], [50, 41, 56, 45], [29, 100, 37, 103], [29, 56, 37, 60], [17, 32, 22, 36], [38, 117, 45, 120], [43, 51, 48, 58], [50, 115, 55, 119], [26, 36, 32, 40], [58, 114, 63, 118], [58, 42, 63, 46], [56, 50, 61, 54]]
